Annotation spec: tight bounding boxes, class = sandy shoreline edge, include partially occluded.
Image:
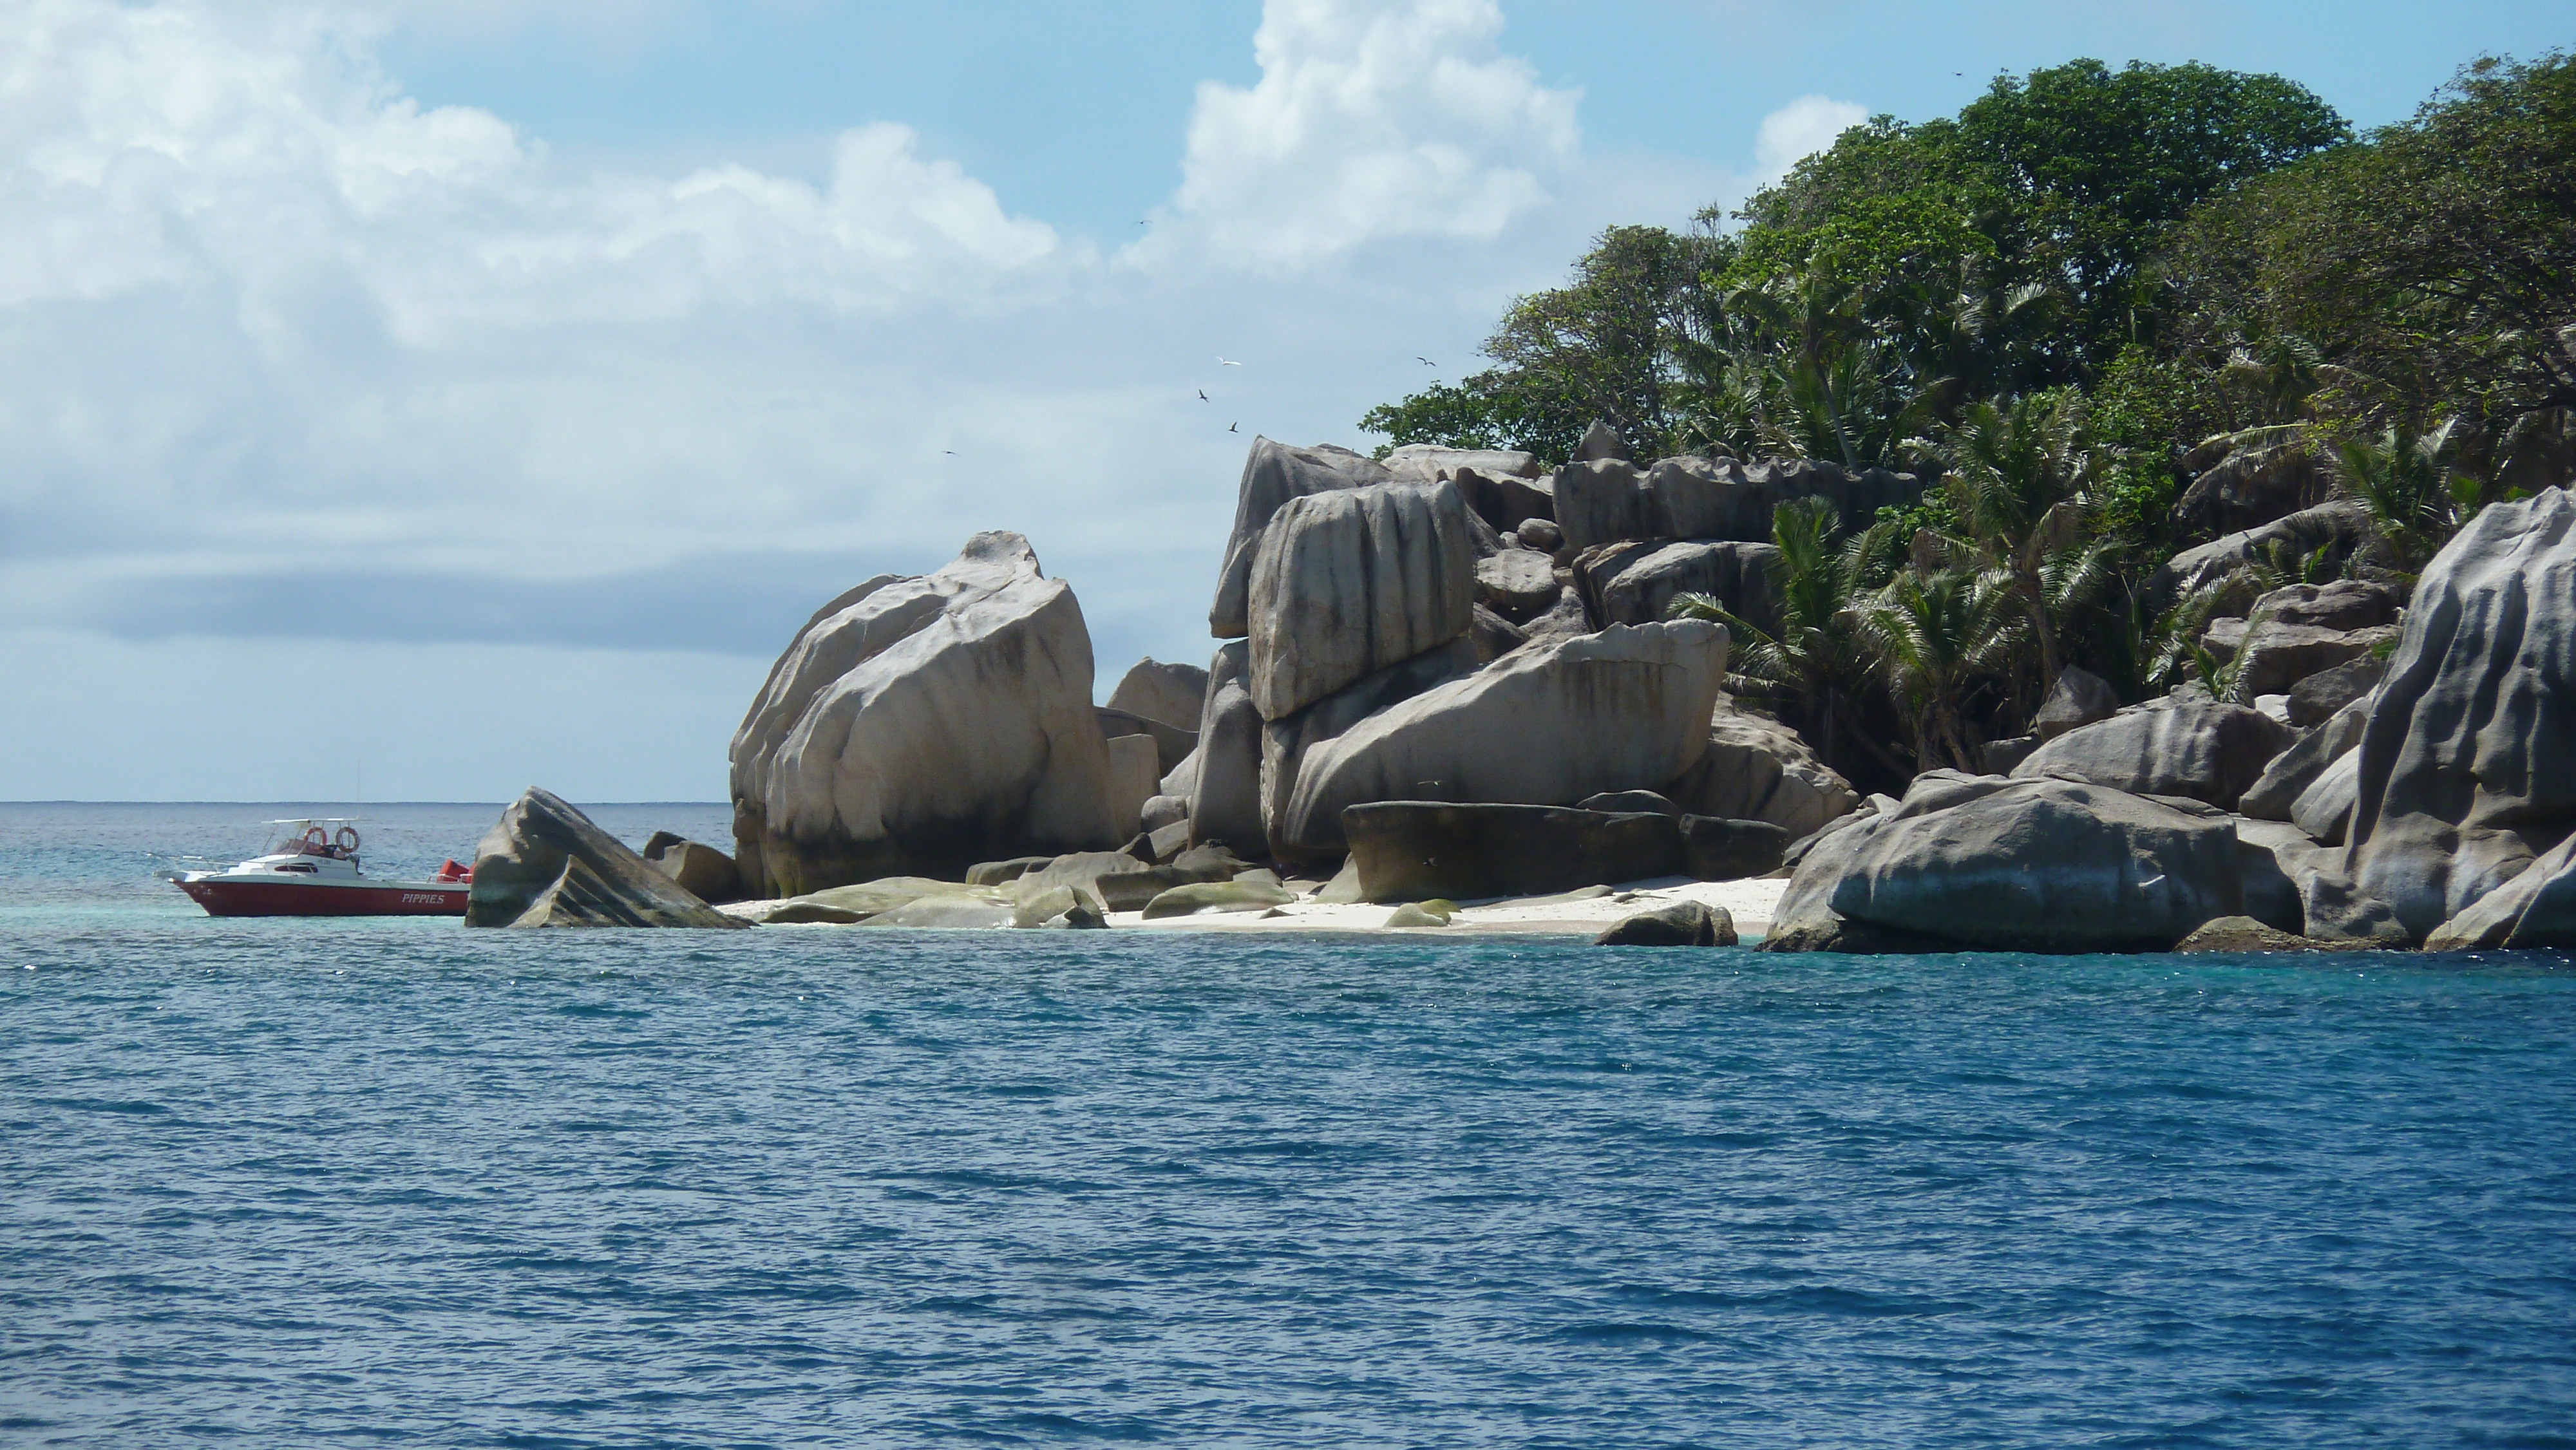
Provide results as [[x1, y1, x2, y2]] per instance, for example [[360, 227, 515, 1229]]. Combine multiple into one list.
[[731, 876, 1788, 941]]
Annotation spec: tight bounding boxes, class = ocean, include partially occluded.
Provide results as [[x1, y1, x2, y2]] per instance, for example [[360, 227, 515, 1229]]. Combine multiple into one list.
[[4, 802, 2573, 1447]]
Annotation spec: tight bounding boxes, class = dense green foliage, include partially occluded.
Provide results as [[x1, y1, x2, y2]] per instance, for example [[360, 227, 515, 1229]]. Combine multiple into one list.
[[1364, 52, 2573, 790]]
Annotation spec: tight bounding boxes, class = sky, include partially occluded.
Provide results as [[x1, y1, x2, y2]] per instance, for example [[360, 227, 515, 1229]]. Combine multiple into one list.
[[1, 0, 2564, 802]]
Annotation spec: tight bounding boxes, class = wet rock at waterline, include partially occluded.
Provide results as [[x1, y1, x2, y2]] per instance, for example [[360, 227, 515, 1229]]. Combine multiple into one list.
[[1595, 900, 1736, 947], [641, 831, 743, 905], [2425, 831, 2576, 950], [469, 789, 743, 929], [1763, 778, 2240, 954], [2173, 916, 2335, 954]]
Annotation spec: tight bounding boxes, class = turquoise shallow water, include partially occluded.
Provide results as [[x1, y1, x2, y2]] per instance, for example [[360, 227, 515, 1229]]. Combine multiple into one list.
[[4, 803, 2574, 1447]]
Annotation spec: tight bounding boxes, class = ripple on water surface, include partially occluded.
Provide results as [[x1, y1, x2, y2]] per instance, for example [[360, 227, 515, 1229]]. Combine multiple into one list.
[[3, 804, 2574, 1447]]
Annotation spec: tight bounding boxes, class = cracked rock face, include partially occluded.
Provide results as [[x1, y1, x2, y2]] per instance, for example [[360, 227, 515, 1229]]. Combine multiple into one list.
[[1208, 437, 1392, 639], [1242, 480, 1479, 721]]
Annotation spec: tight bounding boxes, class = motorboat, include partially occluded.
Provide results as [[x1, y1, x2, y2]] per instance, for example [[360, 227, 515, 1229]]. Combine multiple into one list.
[[174, 820, 472, 918]]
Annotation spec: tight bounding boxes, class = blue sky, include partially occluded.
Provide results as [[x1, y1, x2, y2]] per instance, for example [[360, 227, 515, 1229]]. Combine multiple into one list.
[[1, 0, 2564, 802]]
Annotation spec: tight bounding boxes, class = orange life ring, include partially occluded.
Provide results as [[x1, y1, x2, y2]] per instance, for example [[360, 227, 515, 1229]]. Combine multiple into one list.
[[335, 827, 362, 855], [299, 827, 329, 853]]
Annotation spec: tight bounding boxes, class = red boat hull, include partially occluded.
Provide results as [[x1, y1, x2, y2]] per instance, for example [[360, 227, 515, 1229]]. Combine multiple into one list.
[[179, 879, 468, 918]]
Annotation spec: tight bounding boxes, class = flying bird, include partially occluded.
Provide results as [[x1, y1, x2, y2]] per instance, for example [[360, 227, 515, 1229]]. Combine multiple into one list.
[[1417, 356, 1435, 366], [943, 450, 956, 455], [1228, 421, 1238, 432], [1197, 389, 1208, 401], [1217, 357, 1242, 366]]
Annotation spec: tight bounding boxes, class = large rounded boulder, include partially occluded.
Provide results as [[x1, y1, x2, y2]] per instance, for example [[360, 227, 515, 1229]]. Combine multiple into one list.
[[1274, 620, 1729, 861], [1208, 438, 1392, 638], [1244, 480, 1479, 720], [1765, 777, 2242, 953], [2350, 487, 2576, 939], [729, 532, 1122, 897], [2012, 697, 2294, 811]]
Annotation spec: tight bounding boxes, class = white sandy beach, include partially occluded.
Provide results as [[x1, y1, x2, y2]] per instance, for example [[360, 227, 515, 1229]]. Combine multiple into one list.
[[1112, 875, 1790, 939]]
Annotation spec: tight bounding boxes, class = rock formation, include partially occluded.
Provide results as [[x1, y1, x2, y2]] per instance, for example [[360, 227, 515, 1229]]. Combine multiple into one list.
[[1765, 777, 2240, 953], [1596, 899, 1736, 946], [2239, 694, 2371, 820], [1579, 539, 1781, 632], [469, 789, 744, 928], [2150, 500, 2374, 607], [1658, 701, 1860, 839], [1275, 621, 1730, 861], [2012, 697, 2295, 810], [1106, 657, 1209, 733], [1244, 480, 1479, 719], [1209, 438, 1392, 637], [2347, 487, 2576, 939], [2031, 666, 2119, 740], [1187, 641, 1266, 853], [1257, 632, 1500, 861], [641, 831, 743, 905], [1474, 549, 1562, 621], [1341, 802, 1687, 902], [729, 532, 1122, 896]]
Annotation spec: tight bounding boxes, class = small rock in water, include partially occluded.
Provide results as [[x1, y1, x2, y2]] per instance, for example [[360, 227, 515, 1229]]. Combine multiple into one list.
[[1038, 901, 1108, 930], [1595, 900, 1735, 947], [2174, 916, 2331, 954], [752, 901, 866, 925]]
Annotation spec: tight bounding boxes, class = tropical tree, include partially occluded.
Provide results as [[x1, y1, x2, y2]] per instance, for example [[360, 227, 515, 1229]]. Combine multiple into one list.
[[2334, 416, 2476, 570], [1932, 391, 2114, 692], [1853, 567, 2027, 772], [1665, 497, 1900, 777]]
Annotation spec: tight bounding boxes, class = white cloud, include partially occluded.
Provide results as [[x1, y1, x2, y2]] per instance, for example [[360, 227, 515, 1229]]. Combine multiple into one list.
[[1149, 0, 1581, 269], [1752, 93, 1868, 187], [0, 0, 1733, 797], [0, 0, 1064, 329]]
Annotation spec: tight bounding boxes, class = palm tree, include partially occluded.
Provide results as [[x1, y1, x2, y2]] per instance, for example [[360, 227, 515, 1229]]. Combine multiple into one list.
[[1934, 392, 2108, 695], [2336, 416, 2468, 570], [1852, 567, 2025, 773], [1666, 496, 1899, 775]]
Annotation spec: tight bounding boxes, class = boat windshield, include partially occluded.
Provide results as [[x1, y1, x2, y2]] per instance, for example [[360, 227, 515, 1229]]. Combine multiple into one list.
[[262, 819, 363, 861]]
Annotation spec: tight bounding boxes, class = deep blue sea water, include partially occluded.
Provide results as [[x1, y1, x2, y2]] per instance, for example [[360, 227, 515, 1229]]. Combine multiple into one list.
[[4, 802, 2573, 1448]]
